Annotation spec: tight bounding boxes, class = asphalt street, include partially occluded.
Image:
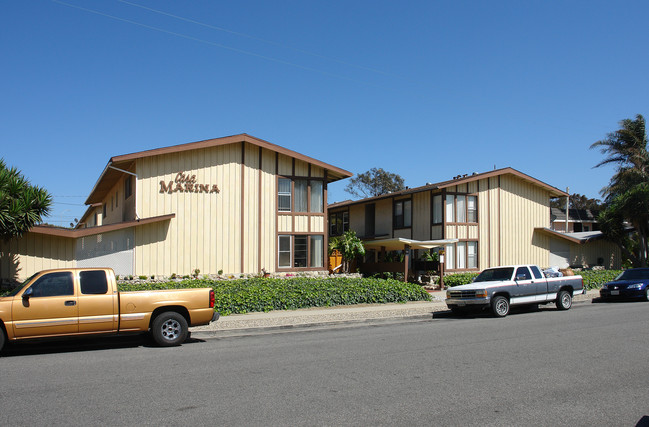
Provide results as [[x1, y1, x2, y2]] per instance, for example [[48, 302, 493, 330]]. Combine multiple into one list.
[[1, 301, 647, 426]]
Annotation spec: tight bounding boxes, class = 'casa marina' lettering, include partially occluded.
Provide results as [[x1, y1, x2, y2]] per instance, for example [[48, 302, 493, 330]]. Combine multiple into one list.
[[160, 171, 220, 194]]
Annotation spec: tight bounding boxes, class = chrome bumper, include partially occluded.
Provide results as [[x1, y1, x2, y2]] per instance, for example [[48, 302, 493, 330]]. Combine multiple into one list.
[[446, 297, 490, 306]]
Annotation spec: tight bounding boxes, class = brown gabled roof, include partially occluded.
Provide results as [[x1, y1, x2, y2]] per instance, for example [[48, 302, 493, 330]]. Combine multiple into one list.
[[328, 167, 568, 209], [85, 134, 352, 205], [30, 214, 175, 238]]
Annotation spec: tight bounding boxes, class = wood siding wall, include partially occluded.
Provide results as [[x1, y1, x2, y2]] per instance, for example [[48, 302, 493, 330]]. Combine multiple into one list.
[[1, 234, 75, 282], [329, 173, 562, 271], [134, 142, 278, 276], [569, 240, 621, 269]]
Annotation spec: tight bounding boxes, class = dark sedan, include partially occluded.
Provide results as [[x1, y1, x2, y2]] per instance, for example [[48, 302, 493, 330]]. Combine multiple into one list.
[[600, 268, 649, 301]]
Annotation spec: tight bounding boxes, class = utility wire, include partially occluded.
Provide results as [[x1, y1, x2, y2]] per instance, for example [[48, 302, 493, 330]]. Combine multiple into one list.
[[52, 0, 383, 86], [117, 0, 392, 77]]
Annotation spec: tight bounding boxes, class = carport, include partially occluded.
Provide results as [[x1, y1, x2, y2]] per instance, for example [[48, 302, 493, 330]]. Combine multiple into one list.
[[360, 237, 459, 282]]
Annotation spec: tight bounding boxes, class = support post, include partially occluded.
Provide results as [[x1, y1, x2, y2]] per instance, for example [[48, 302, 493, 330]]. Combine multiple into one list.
[[403, 244, 410, 283]]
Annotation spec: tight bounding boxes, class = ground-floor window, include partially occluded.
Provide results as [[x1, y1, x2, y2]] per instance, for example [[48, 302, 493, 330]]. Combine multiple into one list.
[[444, 240, 478, 270], [278, 234, 324, 269]]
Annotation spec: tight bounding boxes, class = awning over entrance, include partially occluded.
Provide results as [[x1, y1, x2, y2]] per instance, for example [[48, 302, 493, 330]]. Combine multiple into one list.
[[363, 237, 459, 251]]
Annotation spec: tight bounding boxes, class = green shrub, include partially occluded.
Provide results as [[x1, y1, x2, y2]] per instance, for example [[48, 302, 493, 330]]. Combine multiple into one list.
[[443, 273, 478, 287], [117, 276, 431, 316], [580, 270, 623, 290]]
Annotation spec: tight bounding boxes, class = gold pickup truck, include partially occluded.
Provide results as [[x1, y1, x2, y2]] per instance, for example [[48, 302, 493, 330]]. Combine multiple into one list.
[[0, 268, 218, 351]]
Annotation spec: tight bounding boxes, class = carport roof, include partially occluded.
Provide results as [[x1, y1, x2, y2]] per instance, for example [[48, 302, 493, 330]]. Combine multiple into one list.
[[362, 237, 459, 251]]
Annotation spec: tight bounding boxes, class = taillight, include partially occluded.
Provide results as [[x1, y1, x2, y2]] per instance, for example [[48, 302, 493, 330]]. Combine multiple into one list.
[[209, 289, 215, 308]]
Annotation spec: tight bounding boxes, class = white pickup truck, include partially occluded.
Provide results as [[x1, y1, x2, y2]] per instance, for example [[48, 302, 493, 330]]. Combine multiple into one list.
[[445, 265, 584, 317]]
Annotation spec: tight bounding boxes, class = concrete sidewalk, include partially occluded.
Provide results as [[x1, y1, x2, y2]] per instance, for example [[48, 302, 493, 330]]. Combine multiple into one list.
[[190, 289, 599, 338]]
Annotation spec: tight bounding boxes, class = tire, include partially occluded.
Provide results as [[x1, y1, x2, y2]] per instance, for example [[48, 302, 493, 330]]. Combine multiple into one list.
[[151, 311, 188, 347], [556, 290, 572, 310], [644, 288, 649, 302], [0, 327, 5, 353], [491, 296, 509, 317]]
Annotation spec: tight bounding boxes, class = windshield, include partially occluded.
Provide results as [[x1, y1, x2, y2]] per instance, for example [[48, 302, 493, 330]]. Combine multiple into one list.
[[474, 267, 514, 282], [4, 273, 39, 297], [615, 269, 649, 281]]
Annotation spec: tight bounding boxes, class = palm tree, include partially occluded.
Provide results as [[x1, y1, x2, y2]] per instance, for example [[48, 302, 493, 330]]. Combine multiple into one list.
[[0, 159, 52, 241], [328, 231, 365, 273], [591, 114, 649, 202], [591, 115, 649, 266]]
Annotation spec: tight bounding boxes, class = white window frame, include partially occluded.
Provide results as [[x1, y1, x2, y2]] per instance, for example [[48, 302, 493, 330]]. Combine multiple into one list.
[[278, 235, 292, 268]]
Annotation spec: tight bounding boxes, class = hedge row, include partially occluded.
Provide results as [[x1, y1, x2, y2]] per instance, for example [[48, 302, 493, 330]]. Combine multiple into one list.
[[580, 270, 623, 290], [118, 276, 431, 316], [443, 270, 623, 290]]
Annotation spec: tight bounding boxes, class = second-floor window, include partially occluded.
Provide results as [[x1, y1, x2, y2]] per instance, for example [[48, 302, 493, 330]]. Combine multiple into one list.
[[394, 199, 412, 228], [124, 176, 133, 199], [329, 211, 349, 236], [442, 194, 478, 224], [278, 178, 324, 213]]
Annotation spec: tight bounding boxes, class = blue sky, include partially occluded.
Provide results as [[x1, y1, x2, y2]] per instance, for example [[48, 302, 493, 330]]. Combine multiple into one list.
[[2, 0, 648, 226]]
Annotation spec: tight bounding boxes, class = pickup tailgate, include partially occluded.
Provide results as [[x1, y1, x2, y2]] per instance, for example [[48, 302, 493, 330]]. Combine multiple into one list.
[[117, 288, 215, 332]]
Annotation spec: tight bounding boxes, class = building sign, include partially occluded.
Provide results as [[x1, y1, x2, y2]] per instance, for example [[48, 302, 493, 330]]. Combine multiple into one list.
[[160, 171, 220, 194]]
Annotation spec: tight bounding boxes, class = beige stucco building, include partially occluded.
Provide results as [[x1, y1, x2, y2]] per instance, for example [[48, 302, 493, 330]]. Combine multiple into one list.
[[328, 168, 621, 275], [0, 134, 351, 282]]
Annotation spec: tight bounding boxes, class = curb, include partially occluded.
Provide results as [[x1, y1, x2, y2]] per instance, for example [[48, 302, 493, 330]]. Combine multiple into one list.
[[190, 290, 599, 339], [191, 314, 435, 339]]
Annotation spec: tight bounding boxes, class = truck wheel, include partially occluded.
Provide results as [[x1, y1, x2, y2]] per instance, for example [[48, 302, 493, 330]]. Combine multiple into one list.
[[151, 311, 188, 347], [491, 296, 509, 317], [556, 290, 572, 310]]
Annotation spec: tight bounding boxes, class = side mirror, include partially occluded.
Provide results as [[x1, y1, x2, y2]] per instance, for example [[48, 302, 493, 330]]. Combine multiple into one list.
[[516, 275, 527, 281], [22, 287, 33, 300]]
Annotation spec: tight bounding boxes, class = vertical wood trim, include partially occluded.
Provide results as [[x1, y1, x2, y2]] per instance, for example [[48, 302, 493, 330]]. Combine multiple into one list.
[[241, 142, 245, 273], [275, 153, 279, 272], [429, 191, 433, 241], [391, 196, 394, 238], [258, 147, 262, 273], [307, 165, 311, 233], [498, 175, 501, 266], [441, 189, 446, 239], [323, 171, 329, 270], [486, 178, 490, 268], [291, 158, 295, 234]]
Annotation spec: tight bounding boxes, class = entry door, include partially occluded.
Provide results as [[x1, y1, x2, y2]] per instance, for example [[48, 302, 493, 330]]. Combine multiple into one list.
[[12, 271, 78, 338]]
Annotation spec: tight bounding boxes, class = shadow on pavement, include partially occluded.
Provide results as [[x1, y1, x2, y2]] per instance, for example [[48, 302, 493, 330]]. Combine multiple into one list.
[[592, 297, 648, 304], [433, 304, 548, 319], [1, 334, 206, 357]]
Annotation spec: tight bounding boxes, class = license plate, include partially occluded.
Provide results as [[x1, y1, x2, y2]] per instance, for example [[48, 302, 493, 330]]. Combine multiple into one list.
[[611, 290, 619, 295], [457, 302, 466, 306]]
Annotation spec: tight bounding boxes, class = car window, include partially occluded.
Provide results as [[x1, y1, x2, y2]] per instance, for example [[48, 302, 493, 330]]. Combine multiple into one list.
[[530, 266, 543, 279], [515, 267, 532, 280], [80, 270, 108, 295], [474, 268, 514, 282], [617, 269, 649, 281], [29, 272, 74, 297]]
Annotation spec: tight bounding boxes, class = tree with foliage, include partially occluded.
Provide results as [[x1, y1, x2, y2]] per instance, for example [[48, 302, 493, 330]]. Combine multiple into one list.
[[344, 167, 405, 199], [328, 230, 365, 273], [591, 114, 649, 267], [0, 159, 52, 241], [550, 193, 603, 210]]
